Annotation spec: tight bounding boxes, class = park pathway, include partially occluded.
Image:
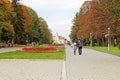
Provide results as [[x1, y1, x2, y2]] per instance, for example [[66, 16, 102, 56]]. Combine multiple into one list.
[[0, 46, 120, 80], [0, 47, 23, 53], [65, 45, 120, 80]]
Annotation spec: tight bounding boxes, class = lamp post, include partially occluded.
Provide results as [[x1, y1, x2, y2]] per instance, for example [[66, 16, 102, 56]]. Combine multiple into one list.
[[90, 33, 92, 47], [107, 27, 110, 52], [26, 34, 28, 44]]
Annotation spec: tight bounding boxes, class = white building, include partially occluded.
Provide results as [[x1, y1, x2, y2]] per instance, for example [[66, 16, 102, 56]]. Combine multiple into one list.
[[53, 33, 66, 44]]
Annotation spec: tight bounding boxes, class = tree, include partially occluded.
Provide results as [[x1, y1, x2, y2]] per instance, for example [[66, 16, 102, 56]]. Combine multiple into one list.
[[71, 0, 118, 46], [100, 0, 120, 43], [0, 0, 15, 43], [39, 17, 53, 43], [21, 5, 33, 33], [23, 7, 52, 44], [27, 7, 41, 42], [11, 0, 26, 44], [69, 12, 80, 42], [0, 0, 53, 45]]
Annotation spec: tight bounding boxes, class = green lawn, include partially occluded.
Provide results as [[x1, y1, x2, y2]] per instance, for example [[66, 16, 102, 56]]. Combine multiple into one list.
[[0, 48, 65, 60], [84, 46, 120, 56]]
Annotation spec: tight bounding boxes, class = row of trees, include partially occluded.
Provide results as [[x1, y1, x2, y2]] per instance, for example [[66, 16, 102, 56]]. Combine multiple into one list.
[[0, 0, 53, 45], [70, 0, 120, 46]]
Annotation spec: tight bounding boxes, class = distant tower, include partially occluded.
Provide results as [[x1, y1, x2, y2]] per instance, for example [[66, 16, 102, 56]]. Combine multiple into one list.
[[56, 33, 59, 41]]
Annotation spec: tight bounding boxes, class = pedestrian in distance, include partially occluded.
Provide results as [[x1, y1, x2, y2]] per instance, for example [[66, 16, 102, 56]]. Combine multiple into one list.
[[77, 40, 82, 55], [73, 42, 77, 55]]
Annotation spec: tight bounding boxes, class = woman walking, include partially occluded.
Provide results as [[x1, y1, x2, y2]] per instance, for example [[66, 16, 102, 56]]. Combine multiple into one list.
[[73, 42, 77, 55]]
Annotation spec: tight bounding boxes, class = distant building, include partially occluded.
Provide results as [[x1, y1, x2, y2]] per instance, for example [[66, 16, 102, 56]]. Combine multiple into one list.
[[53, 33, 66, 44]]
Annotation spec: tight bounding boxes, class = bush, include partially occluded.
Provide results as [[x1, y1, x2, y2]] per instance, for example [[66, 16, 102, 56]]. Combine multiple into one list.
[[33, 45, 45, 48], [118, 43, 120, 49]]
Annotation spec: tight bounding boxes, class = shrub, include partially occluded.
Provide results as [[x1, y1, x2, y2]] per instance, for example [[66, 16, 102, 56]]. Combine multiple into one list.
[[33, 45, 45, 48]]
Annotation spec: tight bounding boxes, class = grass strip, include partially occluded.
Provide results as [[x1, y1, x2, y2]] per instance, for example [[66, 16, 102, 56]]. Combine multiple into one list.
[[0, 48, 65, 60], [84, 46, 120, 56]]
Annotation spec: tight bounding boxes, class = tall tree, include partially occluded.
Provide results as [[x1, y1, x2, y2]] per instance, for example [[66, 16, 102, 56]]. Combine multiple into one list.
[[70, 0, 119, 46], [69, 12, 80, 42], [39, 17, 53, 43], [0, 0, 15, 42], [27, 7, 41, 42], [27, 7, 53, 44], [11, 0, 26, 44], [100, 0, 120, 42], [21, 5, 33, 33]]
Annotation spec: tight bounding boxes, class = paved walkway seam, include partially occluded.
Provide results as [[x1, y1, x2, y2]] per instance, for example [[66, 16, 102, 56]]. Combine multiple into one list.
[[62, 61, 67, 80]]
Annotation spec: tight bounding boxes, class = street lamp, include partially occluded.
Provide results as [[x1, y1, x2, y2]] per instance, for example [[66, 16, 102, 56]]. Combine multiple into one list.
[[26, 34, 29, 44], [90, 33, 92, 47], [107, 27, 110, 52]]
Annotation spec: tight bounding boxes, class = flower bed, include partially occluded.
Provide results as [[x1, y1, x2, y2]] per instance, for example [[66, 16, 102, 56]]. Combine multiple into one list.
[[16, 47, 62, 53]]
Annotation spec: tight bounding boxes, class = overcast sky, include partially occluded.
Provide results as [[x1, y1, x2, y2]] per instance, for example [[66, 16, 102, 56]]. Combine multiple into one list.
[[21, 0, 87, 40]]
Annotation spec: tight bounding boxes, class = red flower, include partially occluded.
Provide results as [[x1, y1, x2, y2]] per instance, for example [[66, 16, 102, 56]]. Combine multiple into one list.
[[16, 47, 62, 53]]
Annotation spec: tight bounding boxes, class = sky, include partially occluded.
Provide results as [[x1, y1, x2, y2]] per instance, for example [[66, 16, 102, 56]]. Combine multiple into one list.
[[21, 0, 88, 40]]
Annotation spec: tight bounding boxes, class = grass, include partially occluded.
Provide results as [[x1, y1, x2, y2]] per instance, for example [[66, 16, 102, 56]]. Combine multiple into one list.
[[0, 48, 65, 60], [84, 46, 120, 56], [33, 45, 45, 48]]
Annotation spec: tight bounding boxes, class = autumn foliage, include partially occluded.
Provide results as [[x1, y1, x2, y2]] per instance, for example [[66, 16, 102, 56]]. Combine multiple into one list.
[[0, 0, 53, 45], [0, 0, 15, 39], [70, 0, 120, 46], [21, 5, 33, 33]]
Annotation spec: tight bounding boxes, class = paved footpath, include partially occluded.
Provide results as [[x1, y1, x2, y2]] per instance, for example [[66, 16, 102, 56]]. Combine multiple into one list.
[[66, 45, 120, 80], [0, 46, 120, 80], [0, 47, 23, 53], [0, 60, 62, 80]]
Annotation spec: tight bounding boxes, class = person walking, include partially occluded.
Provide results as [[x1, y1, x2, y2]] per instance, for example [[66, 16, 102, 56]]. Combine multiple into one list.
[[73, 42, 77, 55], [77, 40, 82, 55]]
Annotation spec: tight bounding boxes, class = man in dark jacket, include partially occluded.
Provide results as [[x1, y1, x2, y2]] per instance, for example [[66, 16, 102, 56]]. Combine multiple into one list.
[[77, 40, 82, 55]]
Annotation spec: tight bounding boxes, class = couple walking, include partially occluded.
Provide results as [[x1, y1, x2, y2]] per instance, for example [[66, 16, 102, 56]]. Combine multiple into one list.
[[73, 40, 82, 55]]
